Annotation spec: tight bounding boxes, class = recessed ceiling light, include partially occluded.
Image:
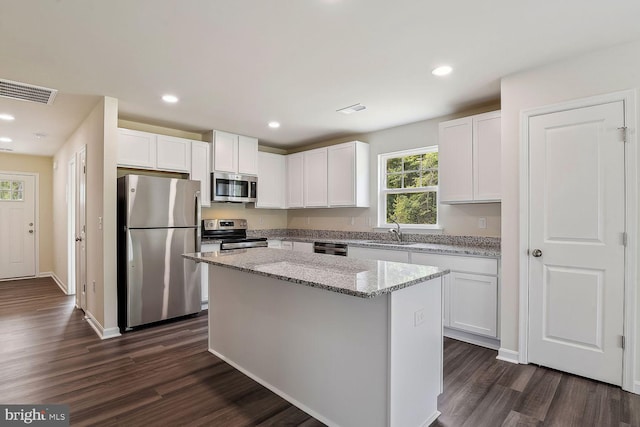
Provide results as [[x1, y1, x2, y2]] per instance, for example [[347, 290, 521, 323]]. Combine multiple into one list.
[[432, 65, 453, 76], [162, 94, 179, 103], [0, 137, 12, 143], [337, 103, 367, 114], [268, 121, 280, 129], [0, 114, 15, 121]]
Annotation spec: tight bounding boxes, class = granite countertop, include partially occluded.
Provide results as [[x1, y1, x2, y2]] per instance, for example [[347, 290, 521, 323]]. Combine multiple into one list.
[[183, 248, 449, 299], [266, 236, 500, 257]]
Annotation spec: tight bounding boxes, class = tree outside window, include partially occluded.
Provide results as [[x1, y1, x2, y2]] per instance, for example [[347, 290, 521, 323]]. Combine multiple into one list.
[[379, 148, 438, 226]]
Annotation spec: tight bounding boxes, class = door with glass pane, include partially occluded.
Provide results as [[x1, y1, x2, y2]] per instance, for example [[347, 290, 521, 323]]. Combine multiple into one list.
[[0, 173, 36, 279]]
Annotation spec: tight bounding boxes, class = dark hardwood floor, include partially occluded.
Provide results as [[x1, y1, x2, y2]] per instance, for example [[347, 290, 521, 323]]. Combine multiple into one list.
[[1, 278, 639, 426]]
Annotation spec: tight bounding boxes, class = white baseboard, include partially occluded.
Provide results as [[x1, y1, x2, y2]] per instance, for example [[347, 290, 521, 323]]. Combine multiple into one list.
[[209, 347, 336, 427], [38, 271, 67, 294], [634, 381, 640, 395], [497, 348, 520, 364], [84, 310, 121, 340], [444, 327, 500, 350], [422, 411, 442, 427]]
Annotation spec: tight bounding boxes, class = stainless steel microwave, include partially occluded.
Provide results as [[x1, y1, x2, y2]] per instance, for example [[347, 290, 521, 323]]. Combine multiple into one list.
[[211, 172, 257, 203]]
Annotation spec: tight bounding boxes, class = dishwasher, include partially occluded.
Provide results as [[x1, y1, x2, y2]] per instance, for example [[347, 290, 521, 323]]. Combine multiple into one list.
[[313, 242, 348, 256]]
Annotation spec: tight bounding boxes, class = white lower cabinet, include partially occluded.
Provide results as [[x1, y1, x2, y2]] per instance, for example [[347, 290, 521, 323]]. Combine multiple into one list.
[[411, 252, 499, 346], [293, 241, 314, 253], [448, 272, 497, 337], [347, 246, 410, 263], [200, 243, 221, 303]]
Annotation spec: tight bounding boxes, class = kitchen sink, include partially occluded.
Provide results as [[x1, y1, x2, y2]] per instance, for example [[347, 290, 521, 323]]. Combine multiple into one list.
[[365, 240, 417, 246]]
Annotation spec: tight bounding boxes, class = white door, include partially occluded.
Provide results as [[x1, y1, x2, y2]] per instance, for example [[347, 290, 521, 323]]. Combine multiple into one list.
[[0, 173, 36, 279], [528, 101, 625, 385], [76, 149, 88, 311]]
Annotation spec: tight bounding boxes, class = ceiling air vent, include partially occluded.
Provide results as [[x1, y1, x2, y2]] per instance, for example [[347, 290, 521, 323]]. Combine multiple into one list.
[[0, 79, 58, 105], [0, 148, 14, 152]]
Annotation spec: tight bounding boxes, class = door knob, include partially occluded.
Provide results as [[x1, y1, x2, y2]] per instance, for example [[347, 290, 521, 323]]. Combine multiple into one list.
[[531, 249, 542, 257], [75, 237, 83, 242], [28, 230, 34, 234]]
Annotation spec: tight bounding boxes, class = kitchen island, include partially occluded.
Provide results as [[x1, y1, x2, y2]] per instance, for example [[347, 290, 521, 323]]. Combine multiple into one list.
[[183, 248, 448, 427]]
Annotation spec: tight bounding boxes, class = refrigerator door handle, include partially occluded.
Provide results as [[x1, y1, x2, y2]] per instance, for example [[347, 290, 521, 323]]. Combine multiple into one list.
[[195, 190, 201, 252]]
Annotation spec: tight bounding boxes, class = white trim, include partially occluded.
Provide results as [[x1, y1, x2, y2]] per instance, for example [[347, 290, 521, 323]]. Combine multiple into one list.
[[497, 348, 520, 364], [67, 155, 76, 296], [518, 90, 637, 393], [38, 271, 67, 294], [84, 310, 121, 340], [209, 347, 338, 427], [377, 146, 439, 228], [0, 170, 39, 278], [444, 327, 500, 350], [634, 381, 640, 394], [421, 411, 442, 427]]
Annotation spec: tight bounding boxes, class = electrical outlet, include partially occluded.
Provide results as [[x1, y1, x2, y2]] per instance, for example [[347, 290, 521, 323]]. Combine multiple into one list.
[[350, 217, 355, 225], [478, 217, 487, 229], [414, 309, 425, 326]]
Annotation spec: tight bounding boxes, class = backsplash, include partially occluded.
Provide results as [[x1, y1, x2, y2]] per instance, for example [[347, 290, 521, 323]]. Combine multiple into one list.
[[248, 228, 501, 249]]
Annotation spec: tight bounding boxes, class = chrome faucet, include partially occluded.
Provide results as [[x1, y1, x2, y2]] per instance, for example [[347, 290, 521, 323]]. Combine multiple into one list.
[[389, 217, 403, 242]]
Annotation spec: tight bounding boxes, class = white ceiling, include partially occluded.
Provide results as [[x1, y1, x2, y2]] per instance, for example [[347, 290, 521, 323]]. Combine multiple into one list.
[[1, 0, 640, 156]]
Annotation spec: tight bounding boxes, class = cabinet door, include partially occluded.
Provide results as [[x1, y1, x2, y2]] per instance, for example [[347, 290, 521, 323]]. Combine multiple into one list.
[[438, 117, 473, 203], [257, 152, 285, 208], [156, 135, 191, 172], [286, 153, 304, 208], [449, 272, 497, 337], [473, 111, 501, 201], [292, 241, 314, 253], [117, 128, 157, 169], [303, 148, 328, 207], [348, 246, 409, 263], [191, 141, 211, 207], [328, 142, 356, 206], [238, 135, 259, 175], [214, 130, 238, 173], [201, 243, 221, 303]]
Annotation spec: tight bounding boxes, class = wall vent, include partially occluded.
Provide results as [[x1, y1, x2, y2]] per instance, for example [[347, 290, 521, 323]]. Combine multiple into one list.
[[0, 79, 58, 105], [0, 147, 14, 152]]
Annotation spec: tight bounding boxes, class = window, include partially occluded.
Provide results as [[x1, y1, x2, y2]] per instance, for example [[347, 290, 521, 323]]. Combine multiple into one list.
[[0, 179, 24, 201], [379, 147, 438, 227]]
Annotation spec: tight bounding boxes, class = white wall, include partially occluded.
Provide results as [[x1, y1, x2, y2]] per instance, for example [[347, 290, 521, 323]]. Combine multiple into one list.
[[53, 96, 119, 335], [287, 103, 502, 236], [501, 39, 640, 386]]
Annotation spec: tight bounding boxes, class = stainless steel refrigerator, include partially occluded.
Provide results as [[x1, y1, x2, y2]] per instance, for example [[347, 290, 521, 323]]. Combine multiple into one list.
[[117, 174, 201, 331]]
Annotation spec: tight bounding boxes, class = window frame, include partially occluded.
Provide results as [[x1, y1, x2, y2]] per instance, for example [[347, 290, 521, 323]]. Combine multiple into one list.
[[377, 146, 440, 229]]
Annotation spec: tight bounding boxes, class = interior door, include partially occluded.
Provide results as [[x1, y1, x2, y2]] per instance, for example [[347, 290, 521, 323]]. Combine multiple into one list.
[[0, 173, 36, 279], [528, 101, 625, 385], [76, 148, 87, 311]]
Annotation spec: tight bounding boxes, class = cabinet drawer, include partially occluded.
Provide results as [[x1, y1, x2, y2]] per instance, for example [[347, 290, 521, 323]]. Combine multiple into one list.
[[411, 252, 497, 275]]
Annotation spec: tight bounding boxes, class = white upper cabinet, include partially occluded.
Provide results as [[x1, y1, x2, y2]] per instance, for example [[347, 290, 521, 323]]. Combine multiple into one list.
[[156, 135, 191, 172], [473, 112, 501, 201], [117, 128, 191, 173], [303, 147, 328, 207], [328, 141, 370, 207], [213, 130, 258, 175], [213, 130, 238, 173], [286, 153, 304, 208], [438, 111, 501, 203], [257, 151, 286, 209], [117, 128, 157, 169], [191, 141, 211, 207], [238, 135, 259, 175]]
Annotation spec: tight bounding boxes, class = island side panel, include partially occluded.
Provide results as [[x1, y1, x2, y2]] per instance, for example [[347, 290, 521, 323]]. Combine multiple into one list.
[[389, 276, 443, 427], [208, 265, 390, 427]]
